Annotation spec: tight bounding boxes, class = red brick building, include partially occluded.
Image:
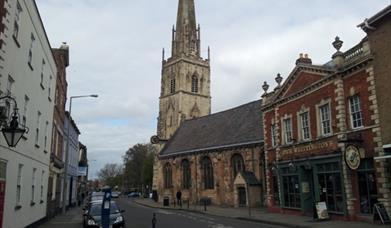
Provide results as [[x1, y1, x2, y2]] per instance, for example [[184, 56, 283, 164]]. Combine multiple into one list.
[[261, 8, 390, 220]]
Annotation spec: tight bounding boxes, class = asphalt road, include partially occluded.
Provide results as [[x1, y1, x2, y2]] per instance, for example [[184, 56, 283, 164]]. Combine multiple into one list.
[[115, 198, 284, 228]]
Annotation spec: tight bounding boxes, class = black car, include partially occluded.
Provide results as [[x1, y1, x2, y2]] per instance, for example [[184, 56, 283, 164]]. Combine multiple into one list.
[[83, 201, 125, 228]]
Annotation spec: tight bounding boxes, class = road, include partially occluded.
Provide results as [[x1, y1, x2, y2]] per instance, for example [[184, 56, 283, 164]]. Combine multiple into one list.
[[116, 198, 284, 228]]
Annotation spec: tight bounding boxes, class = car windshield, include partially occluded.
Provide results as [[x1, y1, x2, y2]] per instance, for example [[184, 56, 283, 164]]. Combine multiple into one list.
[[89, 202, 120, 216]]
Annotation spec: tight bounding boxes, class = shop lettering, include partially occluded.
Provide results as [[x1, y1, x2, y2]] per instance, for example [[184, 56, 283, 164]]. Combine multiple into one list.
[[281, 141, 335, 156]]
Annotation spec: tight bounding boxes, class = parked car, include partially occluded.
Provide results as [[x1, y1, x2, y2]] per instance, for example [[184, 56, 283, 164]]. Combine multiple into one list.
[[127, 192, 140, 198], [83, 201, 125, 228], [111, 191, 120, 198]]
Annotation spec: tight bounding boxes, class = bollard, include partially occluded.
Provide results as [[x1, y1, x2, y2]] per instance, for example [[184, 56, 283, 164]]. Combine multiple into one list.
[[187, 200, 189, 209], [204, 200, 207, 211], [173, 199, 176, 208], [152, 213, 156, 228]]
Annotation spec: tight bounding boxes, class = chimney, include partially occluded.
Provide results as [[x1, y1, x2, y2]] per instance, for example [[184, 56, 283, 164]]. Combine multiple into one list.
[[295, 53, 312, 65]]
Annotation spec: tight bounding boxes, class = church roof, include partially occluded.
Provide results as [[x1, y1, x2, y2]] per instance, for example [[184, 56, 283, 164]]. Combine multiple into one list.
[[159, 100, 263, 158]]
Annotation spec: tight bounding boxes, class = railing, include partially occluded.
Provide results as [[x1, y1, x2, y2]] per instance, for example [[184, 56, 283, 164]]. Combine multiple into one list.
[[343, 42, 364, 63]]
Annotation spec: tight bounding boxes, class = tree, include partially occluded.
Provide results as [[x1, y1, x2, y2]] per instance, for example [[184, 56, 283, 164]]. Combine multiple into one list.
[[97, 163, 123, 188], [123, 143, 156, 192]]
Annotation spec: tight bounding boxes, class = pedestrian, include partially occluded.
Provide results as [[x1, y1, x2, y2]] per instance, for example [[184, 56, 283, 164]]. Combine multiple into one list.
[[176, 190, 182, 208]]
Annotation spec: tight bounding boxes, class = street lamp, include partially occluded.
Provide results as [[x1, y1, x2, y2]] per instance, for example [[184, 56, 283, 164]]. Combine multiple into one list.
[[0, 95, 28, 147], [62, 94, 98, 214]]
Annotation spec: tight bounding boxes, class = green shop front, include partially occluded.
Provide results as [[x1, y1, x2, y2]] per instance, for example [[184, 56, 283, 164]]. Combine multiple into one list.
[[276, 154, 346, 216], [271, 141, 379, 220]]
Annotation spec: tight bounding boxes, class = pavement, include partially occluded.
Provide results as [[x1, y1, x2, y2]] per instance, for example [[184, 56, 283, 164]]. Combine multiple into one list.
[[39, 207, 83, 228], [133, 198, 384, 228]]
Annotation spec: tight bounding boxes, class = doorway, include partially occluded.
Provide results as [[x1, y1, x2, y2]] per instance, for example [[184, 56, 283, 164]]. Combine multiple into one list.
[[301, 167, 314, 216], [0, 161, 7, 228], [238, 187, 246, 207]]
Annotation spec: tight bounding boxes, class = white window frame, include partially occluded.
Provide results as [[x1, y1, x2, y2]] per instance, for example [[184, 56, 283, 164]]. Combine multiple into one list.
[[35, 111, 41, 146], [282, 115, 293, 144], [13, 1, 22, 41], [271, 123, 276, 147], [16, 164, 23, 206], [297, 108, 311, 141], [31, 168, 36, 204], [40, 171, 44, 202], [316, 100, 332, 137], [349, 95, 363, 129]]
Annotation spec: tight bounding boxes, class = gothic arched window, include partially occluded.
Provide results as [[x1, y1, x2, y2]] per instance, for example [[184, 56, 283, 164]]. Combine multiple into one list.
[[201, 156, 214, 189], [182, 159, 191, 189], [232, 154, 245, 178], [191, 75, 198, 93], [164, 163, 172, 188], [170, 78, 176, 94]]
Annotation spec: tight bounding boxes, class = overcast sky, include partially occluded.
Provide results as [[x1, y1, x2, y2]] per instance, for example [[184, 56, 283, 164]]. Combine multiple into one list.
[[36, 0, 390, 178]]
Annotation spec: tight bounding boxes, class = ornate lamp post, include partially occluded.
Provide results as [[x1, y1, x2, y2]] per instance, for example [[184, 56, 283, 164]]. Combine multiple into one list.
[[0, 95, 28, 147]]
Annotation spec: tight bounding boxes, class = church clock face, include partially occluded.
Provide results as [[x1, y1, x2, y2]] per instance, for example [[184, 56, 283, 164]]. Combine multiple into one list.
[[345, 145, 361, 170]]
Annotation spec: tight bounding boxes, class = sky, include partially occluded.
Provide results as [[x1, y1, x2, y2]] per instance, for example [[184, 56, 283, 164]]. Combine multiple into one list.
[[36, 0, 390, 179]]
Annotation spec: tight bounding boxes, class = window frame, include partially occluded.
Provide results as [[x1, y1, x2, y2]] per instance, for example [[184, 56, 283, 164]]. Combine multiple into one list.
[[170, 78, 176, 94], [181, 159, 191, 189], [231, 153, 245, 178], [349, 95, 364, 129], [317, 100, 332, 137], [163, 162, 172, 189], [201, 156, 214, 190], [298, 110, 310, 141], [191, 75, 198, 93], [271, 123, 276, 147], [282, 116, 293, 144]]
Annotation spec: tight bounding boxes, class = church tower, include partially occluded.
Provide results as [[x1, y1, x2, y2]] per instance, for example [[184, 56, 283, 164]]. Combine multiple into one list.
[[157, 0, 211, 140]]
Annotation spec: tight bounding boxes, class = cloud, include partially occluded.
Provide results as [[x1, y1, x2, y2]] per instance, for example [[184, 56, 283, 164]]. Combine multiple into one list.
[[36, 0, 390, 178]]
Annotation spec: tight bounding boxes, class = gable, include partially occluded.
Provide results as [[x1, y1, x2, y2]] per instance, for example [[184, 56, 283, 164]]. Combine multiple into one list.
[[282, 71, 325, 98]]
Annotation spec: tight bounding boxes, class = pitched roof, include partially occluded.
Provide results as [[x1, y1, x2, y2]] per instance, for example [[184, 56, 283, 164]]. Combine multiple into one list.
[[160, 100, 263, 158], [241, 171, 261, 186], [358, 5, 391, 29]]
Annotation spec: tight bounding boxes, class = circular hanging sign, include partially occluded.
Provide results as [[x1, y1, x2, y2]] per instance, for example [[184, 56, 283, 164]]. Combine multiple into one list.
[[150, 135, 160, 144], [345, 145, 361, 170]]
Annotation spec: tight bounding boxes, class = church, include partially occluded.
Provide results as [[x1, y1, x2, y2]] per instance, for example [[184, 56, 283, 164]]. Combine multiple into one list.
[[152, 0, 265, 207]]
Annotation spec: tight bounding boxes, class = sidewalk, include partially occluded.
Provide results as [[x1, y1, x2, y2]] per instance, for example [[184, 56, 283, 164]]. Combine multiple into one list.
[[134, 198, 384, 228], [39, 207, 83, 228]]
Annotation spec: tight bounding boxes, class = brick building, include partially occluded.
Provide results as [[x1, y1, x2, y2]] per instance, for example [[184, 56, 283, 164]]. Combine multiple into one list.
[[47, 43, 69, 218], [261, 6, 391, 220]]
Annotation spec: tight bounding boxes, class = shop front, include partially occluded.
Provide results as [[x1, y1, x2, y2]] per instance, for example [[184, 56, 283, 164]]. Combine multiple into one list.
[[277, 153, 346, 217]]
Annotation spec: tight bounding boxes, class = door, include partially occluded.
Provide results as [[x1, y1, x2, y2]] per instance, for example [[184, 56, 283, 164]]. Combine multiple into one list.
[[0, 161, 7, 228], [301, 167, 314, 216], [238, 187, 246, 207]]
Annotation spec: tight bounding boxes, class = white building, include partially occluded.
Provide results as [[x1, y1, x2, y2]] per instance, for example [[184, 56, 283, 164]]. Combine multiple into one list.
[[0, 0, 57, 227], [64, 112, 80, 208]]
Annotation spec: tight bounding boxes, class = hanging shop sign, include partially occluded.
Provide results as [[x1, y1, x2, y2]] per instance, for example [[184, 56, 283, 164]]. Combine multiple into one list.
[[345, 145, 361, 170]]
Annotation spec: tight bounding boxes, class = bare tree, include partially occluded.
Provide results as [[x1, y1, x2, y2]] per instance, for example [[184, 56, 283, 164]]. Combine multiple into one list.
[[97, 163, 123, 188]]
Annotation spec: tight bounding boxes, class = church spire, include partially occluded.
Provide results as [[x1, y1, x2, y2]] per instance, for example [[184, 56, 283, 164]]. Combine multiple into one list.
[[173, 0, 200, 57]]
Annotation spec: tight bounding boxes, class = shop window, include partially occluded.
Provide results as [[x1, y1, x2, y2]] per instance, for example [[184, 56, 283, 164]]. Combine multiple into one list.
[[232, 154, 245, 178], [281, 168, 300, 208], [201, 156, 214, 189], [317, 162, 343, 213], [182, 159, 191, 189], [163, 163, 172, 189], [349, 95, 363, 129], [357, 159, 377, 214]]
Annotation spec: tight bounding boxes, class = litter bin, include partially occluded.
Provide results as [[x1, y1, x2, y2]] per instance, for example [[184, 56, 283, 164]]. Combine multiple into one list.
[[163, 197, 170, 206]]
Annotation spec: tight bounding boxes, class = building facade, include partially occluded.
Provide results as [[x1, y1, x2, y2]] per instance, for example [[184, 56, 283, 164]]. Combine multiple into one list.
[[157, 101, 265, 207], [64, 112, 80, 209], [154, 0, 265, 208], [77, 142, 88, 206], [262, 10, 391, 219], [47, 43, 68, 218], [0, 0, 57, 227]]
